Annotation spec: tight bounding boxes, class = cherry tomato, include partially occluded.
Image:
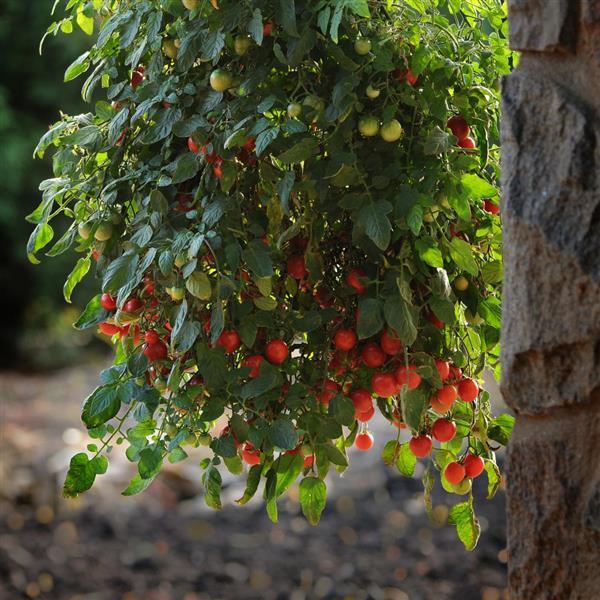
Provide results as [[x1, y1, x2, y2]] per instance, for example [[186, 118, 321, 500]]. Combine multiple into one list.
[[265, 339, 289, 365], [409, 435, 432, 458], [355, 431, 374, 451]]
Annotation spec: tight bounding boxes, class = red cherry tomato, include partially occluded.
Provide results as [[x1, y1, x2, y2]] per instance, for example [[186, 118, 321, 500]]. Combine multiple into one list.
[[458, 136, 477, 149], [409, 435, 432, 458], [217, 330, 242, 354], [188, 137, 200, 153], [464, 454, 485, 478], [144, 330, 160, 345], [380, 329, 402, 355], [334, 328, 357, 352], [316, 378, 341, 405], [241, 444, 261, 466], [287, 255, 307, 279], [434, 359, 450, 381], [431, 418, 457, 443], [361, 342, 386, 368], [457, 378, 479, 402], [350, 388, 373, 413], [371, 372, 398, 398], [265, 339, 289, 364], [483, 199, 500, 215], [131, 66, 145, 89], [447, 115, 470, 141], [123, 298, 143, 313], [143, 341, 168, 362], [101, 293, 117, 311], [444, 461, 466, 485], [355, 431, 374, 451], [395, 365, 422, 390], [356, 406, 375, 423], [434, 384, 458, 408], [346, 268, 367, 294], [243, 355, 264, 378], [303, 454, 314, 469], [99, 322, 121, 336]]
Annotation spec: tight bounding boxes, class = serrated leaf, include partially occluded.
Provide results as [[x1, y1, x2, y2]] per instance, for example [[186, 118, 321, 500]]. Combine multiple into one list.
[[396, 443, 417, 476], [186, 271, 212, 300], [74, 295, 109, 330], [449, 237, 478, 276], [269, 418, 299, 450], [357, 201, 392, 250]]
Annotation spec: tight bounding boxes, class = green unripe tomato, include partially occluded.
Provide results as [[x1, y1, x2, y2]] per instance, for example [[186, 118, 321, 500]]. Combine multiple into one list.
[[436, 191, 452, 210], [234, 36, 251, 56], [287, 102, 302, 119], [162, 39, 178, 59], [354, 37, 372, 55], [451, 479, 472, 495], [110, 213, 123, 225], [182, 0, 199, 10], [210, 69, 233, 92], [380, 119, 404, 142], [454, 276, 469, 291], [366, 85, 380, 99], [358, 116, 380, 137], [423, 205, 440, 223], [197, 432, 212, 447], [94, 222, 114, 242], [167, 287, 186, 302], [78, 222, 92, 240]]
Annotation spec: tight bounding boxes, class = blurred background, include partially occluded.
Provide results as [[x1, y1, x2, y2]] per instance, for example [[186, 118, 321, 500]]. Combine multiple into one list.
[[0, 3, 508, 599]]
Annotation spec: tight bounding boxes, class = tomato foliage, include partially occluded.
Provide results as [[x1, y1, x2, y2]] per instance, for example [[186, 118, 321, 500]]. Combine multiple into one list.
[[31, 0, 513, 549]]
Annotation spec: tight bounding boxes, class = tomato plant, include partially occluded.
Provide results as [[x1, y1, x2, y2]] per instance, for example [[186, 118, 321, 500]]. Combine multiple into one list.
[[30, 0, 514, 549]]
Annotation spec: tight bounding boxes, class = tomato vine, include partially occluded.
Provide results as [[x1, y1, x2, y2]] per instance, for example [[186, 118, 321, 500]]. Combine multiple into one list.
[[30, 0, 514, 549]]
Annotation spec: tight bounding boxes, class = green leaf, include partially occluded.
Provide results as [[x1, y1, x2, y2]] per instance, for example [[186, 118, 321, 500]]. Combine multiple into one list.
[[63, 257, 91, 303], [488, 413, 515, 446], [449, 237, 478, 276], [424, 126, 453, 155], [63, 453, 107, 498], [64, 51, 90, 82], [402, 387, 428, 430], [211, 434, 238, 458], [82, 385, 120, 428], [299, 477, 327, 525], [102, 253, 139, 293], [274, 453, 303, 496], [269, 418, 299, 450], [27, 222, 54, 264], [139, 446, 163, 479], [356, 298, 384, 339], [279, 0, 299, 36], [461, 174, 497, 199], [384, 296, 417, 346], [415, 237, 444, 268], [122, 474, 155, 496], [243, 240, 273, 278], [248, 8, 264, 45], [172, 152, 200, 184], [484, 459, 501, 499], [203, 465, 223, 509], [255, 127, 280, 156], [74, 295, 109, 330], [396, 442, 417, 476], [278, 137, 318, 164], [186, 271, 212, 300], [381, 441, 400, 465], [429, 296, 456, 325], [323, 443, 348, 467], [357, 201, 392, 250], [330, 394, 355, 427], [478, 297, 502, 328], [448, 499, 481, 550], [236, 464, 262, 505], [241, 366, 281, 399]]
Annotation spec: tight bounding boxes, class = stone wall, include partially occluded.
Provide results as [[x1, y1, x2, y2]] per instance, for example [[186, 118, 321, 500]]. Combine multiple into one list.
[[501, 1, 600, 598]]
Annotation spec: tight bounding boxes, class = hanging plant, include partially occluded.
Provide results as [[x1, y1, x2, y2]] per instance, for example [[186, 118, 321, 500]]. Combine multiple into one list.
[[30, 0, 513, 549]]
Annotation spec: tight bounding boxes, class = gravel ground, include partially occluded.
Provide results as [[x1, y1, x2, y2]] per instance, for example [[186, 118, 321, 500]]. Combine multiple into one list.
[[0, 365, 508, 600]]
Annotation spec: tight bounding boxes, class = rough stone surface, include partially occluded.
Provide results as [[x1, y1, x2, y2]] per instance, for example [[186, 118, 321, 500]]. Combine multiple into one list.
[[507, 407, 600, 599], [501, 72, 600, 414], [503, 5, 600, 598], [507, 0, 577, 52]]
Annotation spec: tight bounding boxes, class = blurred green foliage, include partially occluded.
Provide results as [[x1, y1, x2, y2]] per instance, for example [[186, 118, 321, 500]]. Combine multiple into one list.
[[0, 1, 103, 368]]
